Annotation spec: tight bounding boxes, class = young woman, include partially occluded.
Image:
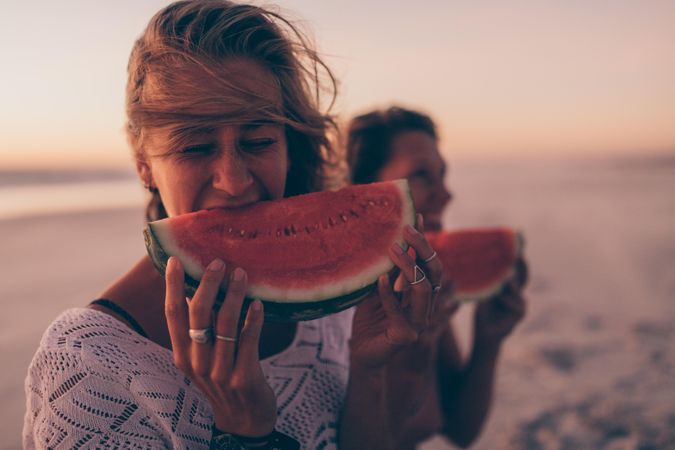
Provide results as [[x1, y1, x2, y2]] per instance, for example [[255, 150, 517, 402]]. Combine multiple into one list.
[[346, 106, 528, 449], [23, 4, 442, 449]]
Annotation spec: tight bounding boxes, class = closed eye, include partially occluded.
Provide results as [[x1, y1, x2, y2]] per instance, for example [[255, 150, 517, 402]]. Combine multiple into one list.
[[179, 144, 215, 156], [240, 138, 277, 153], [411, 169, 430, 179]]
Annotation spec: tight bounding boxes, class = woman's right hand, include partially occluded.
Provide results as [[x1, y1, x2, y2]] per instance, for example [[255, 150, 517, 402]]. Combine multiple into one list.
[[164, 256, 277, 437]]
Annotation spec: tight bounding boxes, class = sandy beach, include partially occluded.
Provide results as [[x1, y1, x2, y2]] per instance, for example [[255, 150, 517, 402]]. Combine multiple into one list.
[[3, 157, 674, 449]]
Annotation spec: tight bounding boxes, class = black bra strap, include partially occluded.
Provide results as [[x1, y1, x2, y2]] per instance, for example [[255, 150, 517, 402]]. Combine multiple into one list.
[[89, 298, 148, 338]]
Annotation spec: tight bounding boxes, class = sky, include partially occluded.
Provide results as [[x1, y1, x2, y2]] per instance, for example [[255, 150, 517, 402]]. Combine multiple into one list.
[[1, 0, 674, 169]]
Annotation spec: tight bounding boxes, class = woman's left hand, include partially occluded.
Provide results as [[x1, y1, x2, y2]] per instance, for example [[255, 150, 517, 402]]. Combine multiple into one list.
[[350, 215, 444, 370]]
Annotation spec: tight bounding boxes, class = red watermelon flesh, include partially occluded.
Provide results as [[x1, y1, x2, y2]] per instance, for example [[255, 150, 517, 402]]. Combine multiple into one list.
[[425, 228, 524, 302], [144, 180, 415, 320]]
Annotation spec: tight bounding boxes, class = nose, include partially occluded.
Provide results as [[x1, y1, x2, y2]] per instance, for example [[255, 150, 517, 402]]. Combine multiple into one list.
[[210, 150, 254, 197]]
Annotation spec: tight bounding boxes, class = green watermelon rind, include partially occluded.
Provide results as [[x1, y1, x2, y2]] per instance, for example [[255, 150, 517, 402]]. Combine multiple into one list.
[[453, 230, 526, 303], [143, 180, 415, 322], [145, 224, 376, 321]]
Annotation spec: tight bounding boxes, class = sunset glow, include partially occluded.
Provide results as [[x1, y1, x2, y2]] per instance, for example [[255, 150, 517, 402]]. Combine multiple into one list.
[[1, 0, 674, 169]]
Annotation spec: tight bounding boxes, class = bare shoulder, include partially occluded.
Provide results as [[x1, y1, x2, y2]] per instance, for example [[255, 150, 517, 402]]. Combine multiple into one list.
[[90, 256, 170, 345]]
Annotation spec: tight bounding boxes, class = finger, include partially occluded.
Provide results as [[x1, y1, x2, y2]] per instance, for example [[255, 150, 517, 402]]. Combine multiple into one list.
[[393, 271, 410, 306], [389, 242, 426, 286], [389, 243, 432, 328], [189, 258, 226, 377], [234, 299, 265, 370], [497, 283, 527, 316], [378, 275, 418, 347], [403, 225, 443, 288], [165, 257, 192, 374], [212, 267, 248, 381], [416, 213, 425, 234], [515, 258, 529, 288]]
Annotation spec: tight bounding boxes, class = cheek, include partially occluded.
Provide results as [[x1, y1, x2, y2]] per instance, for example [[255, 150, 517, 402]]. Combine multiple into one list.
[[408, 181, 429, 210], [264, 142, 289, 199], [152, 161, 206, 214]]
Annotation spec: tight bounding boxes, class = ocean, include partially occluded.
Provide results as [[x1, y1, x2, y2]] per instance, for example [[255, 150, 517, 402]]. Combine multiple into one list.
[[0, 169, 143, 220]]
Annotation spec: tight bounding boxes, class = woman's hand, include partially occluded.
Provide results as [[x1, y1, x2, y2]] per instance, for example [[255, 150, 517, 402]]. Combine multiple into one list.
[[165, 256, 276, 437], [350, 215, 444, 370], [473, 258, 528, 350]]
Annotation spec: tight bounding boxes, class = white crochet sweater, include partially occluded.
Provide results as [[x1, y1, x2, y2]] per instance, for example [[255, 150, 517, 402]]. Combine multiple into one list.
[[23, 307, 354, 449]]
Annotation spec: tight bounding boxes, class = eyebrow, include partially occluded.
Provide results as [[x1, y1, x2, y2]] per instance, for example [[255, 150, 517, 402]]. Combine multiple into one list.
[[241, 120, 280, 131]]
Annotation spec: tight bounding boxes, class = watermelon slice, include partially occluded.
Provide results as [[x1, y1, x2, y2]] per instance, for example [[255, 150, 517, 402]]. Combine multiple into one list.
[[425, 228, 525, 302], [144, 180, 415, 321]]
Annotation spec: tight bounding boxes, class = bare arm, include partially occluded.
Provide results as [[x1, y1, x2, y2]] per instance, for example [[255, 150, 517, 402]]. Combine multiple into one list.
[[339, 364, 391, 450], [437, 326, 500, 448], [438, 280, 526, 447]]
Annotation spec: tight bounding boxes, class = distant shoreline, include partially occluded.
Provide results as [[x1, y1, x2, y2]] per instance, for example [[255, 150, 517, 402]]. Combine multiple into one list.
[[1, 152, 674, 189], [0, 168, 136, 188], [0, 205, 145, 224]]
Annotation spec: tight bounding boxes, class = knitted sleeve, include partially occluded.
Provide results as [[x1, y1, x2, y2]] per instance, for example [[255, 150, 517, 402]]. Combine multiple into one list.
[[23, 309, 213, 450]]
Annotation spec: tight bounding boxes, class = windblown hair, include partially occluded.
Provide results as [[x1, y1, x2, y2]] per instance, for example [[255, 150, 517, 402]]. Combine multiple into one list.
[[346, 106, 437, 184], [126, 0, 338, 221]]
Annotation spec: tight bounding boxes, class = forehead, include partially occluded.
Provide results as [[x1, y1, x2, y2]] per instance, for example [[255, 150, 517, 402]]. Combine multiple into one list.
[[389, 130, 444, 167]]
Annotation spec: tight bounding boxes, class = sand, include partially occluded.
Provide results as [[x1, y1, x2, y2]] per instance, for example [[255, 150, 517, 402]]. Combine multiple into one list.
[[3, 157, 674, 449]]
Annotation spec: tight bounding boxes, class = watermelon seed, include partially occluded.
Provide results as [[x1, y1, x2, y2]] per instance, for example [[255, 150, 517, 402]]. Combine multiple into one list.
[[228, 227, 233, 233], [340, 214, 348, 222], [239, 230, 246, 237], [368, 200, 375, 206], [249, 230, 257, 239], [304, 226, 312, 234], [349, 209, 359, 217], [283, 227, 291, 236], [276, 229, 281, 237], [328, 217, 336, 227]]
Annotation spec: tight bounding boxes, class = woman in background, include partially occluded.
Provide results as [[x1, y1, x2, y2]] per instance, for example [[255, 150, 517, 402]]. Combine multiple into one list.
[[346, 106, 527, 449], [23, 4, 442, 449]]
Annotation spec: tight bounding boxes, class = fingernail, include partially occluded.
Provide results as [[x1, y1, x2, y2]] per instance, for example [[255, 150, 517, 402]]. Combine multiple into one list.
[[252, 299, 262, 311], [391, 243, 404, 255], [208, 259, 224, 272], [233, 267, 245, 281], [405, 224, 419, 235]]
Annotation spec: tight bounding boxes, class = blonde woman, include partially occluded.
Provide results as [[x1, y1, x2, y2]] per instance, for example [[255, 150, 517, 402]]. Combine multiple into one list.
[[24, 3, 442, 449]]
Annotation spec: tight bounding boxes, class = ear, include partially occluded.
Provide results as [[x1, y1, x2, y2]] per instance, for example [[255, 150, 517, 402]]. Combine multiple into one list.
[[136, 158, 154, 189]]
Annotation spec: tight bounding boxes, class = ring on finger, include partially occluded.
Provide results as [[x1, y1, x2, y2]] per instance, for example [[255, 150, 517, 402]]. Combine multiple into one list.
[[410, 265, 427, 285], [432, 284, 442, 294], [215, 334, 238, 343], [188, 327, 213, 344], [423, 251, 438, 263]]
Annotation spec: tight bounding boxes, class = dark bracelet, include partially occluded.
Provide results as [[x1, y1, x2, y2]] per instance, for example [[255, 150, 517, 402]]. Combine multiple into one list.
[[211, 425, 300, 450]]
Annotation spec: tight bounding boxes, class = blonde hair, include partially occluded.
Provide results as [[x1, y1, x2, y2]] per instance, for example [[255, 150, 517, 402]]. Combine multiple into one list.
[[126, 0, 338, 220]]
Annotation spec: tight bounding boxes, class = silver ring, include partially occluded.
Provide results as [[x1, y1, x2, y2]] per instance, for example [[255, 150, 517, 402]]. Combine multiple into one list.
[[423, 251, 438, 263], [188, 327, 213, 344], [410, 265, 427, 285], [215, 335, 238, 343], [432, 285, 442, 294]]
